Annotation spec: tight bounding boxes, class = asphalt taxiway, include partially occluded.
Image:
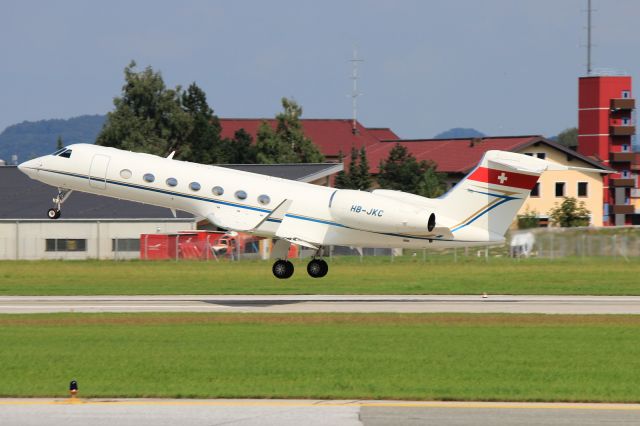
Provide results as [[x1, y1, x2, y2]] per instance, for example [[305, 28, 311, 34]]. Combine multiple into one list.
[[0, 399, 638, 426], [0, 295, 639, 314]]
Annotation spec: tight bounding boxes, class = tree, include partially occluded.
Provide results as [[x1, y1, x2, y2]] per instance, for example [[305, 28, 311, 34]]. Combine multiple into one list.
[[377, 144, 446, 197], [220, 129, 257, 164], [415, 162, 446, 198], [334, 147, 372, 190], [255, 98, 324, 163], [548, 197, 591, 227], [517, 208, 540, 229], [356, 146, 372, 191], [556, 127, 578, 149], [96, 61, 193, 158], [334, 151, 353, 189], [181, 82, 221, 164], [56, 136, 63, 150]]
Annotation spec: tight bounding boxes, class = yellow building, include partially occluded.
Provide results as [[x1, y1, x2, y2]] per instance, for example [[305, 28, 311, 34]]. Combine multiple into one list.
[[517, 142, 609, 226]]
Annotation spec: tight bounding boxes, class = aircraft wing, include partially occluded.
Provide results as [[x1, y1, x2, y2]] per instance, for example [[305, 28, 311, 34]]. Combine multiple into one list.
[[206, 199, 293, 232]]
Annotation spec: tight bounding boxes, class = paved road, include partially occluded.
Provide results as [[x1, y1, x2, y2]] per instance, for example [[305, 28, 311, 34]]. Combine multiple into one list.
[[0, 399, 638, 426], [1, 295, 640, 314]]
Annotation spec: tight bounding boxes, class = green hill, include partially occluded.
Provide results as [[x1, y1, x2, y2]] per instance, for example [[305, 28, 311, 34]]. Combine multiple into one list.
[[0, 115, 105, 163]]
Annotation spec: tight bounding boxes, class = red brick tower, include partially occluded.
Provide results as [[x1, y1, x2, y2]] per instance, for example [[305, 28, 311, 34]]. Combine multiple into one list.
[[578, 75, 638, 225]]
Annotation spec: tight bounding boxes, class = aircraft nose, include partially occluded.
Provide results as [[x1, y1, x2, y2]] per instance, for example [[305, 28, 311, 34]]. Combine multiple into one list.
[[18, 158, 42, 178]]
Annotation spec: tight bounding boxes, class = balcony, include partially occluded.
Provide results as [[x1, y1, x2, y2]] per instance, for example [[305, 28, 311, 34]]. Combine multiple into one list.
[[610, 178, 636, 187], [610, 152, 635, 162], [612, 204, 636, 215], [610, 125, 636, 136], [610, 98, 635, 110]]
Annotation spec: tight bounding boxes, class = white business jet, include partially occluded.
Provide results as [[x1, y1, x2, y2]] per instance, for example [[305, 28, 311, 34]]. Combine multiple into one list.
[[18, 144, 603, 279]]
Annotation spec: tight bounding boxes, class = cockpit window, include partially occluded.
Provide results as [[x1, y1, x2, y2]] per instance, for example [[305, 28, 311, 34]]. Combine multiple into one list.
[[59, 149, 72, 158], [51, 148, 66, 156]]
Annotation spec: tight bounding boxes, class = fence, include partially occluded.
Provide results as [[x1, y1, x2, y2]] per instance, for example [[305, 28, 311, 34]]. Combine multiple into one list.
[[1, 227, 639, 261]]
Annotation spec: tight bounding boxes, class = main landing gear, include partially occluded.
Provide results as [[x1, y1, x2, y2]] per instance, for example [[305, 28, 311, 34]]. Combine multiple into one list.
[[47, 188, 72, 220], [306, 258, 328, 278], [271, 258, 329, 279]]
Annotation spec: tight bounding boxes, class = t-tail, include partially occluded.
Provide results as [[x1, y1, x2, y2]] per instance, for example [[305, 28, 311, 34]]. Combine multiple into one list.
[[437, 150, 606, 242]]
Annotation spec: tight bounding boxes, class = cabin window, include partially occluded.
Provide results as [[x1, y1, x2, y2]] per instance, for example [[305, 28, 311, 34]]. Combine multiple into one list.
[[235, 190, 247, 200], [555, 182, 565, 197], [189, 182, 201, 191], [212, 186, 224, 196], [258, 194, 271, 205], [59, 149, 72, 158], [120, 169, 132, 179], [578, 182, 588, 197], [143, 173, 155, 183], [166, 177, 178, 187]]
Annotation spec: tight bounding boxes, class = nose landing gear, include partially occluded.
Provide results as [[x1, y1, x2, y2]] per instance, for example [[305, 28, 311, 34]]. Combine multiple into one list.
[[47, 188, 72, 220]]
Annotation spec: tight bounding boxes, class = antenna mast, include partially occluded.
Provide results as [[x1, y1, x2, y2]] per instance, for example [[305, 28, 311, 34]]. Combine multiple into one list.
[[349, 46, 364, 134], [586, 0, 594, 75]]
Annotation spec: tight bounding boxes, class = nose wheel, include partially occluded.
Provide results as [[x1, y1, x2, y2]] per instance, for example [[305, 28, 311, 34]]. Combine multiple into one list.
[[307, 258, 328, 278], [47, 188, 72, 220], [47, 208, 61, 219], [272, 259, 294, 279]]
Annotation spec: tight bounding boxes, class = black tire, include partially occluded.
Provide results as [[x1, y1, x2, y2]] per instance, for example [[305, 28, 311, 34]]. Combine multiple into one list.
[[54, 210, 61, 219], [273, 259, 293, 279], [47, 208, 59, 220], [283, 260, 294, 279], [307, 259, 328, 278], [317, 259, 328, 277]]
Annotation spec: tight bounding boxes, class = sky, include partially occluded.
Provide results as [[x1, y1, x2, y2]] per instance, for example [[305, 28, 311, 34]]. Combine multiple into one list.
[[2, 0, 640, 139]]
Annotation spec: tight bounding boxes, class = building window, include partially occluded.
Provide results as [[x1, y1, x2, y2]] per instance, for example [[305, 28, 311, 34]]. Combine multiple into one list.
[[235, 190, 247, 200], [143, 173, 155, 183], [530, 182, 540, 197], [120, 169, 132, 179], [622, 170, 630, 178], [577, 182, 588, 197], [112, 239, 140, 252], [45, 239, 87, 252], [536, 153, 546, 160], [622, 144, 630, 152], [622, 90, 630, 99], [212, 186, 224, 196], [166, 177, 178, 187], [555, 182, 565, 197], [189, 182, 201, 191], [623, 117, 631, 125]]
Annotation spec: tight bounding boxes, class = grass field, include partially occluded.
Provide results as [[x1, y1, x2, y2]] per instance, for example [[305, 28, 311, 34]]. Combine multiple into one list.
[[1, 312, 639, 402], [0, 256, 639, 295]]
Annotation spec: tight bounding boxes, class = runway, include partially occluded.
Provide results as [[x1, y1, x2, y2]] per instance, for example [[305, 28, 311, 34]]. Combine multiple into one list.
[[0, 399, 639, 426], [0, 295, 640, 314]]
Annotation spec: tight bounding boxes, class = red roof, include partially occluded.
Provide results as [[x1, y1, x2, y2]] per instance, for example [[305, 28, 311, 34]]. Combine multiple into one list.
[[361, 136, 548, 174], [366, 127, 400, 141], [219, 118, 383, 157]]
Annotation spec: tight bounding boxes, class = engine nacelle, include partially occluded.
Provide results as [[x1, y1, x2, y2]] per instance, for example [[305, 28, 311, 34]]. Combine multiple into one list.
[[329, 189, 436, 235]]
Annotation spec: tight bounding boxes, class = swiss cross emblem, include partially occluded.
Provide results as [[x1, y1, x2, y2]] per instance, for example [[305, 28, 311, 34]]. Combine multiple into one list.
[[497, 172, 508, 184]]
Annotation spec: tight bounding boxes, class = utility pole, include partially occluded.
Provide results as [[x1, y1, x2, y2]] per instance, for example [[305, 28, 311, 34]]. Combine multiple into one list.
[[348, 46, 364, 134]]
